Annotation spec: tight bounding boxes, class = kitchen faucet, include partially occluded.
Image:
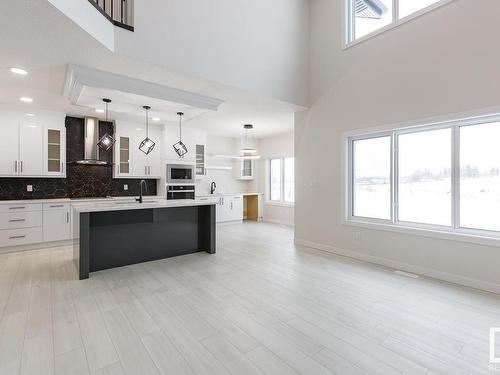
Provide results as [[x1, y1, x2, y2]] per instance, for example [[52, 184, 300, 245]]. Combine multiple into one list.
[[136, 180, 148, 203], [210, 181, 217, 195]]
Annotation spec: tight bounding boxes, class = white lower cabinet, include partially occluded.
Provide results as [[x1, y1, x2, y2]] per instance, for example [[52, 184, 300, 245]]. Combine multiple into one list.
[[0, 227, 43, 247], [0, 201, 71, 248], [0, 211, 42, 230], [43, 203, 71, 242], [198, 195, 243, 223]]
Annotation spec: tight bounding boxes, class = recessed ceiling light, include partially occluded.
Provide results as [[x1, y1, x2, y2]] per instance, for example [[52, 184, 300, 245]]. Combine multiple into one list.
[[26, 113, 35, 117], [9, 67, 28, 76], [19, 96, 33, 103], [152, 117, 160, 122], [95, 108, 105, 113]]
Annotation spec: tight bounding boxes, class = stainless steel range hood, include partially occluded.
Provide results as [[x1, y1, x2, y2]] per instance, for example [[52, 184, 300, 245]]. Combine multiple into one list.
[[75, 117, 108, 165]]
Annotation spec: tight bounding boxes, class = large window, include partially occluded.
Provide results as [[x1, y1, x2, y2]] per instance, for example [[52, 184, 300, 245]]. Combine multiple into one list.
[[345, 0, 449, 45], [346, 115, 500, 240], [398, 128, 451, 226], [269, 157, 294, 204], [353, 136, 391, 219], [460, 122, 500, 232]]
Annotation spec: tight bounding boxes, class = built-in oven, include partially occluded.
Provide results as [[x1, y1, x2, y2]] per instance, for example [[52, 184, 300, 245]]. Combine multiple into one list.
[[167, 164, 195, 184], [166, 185, 195, 200]]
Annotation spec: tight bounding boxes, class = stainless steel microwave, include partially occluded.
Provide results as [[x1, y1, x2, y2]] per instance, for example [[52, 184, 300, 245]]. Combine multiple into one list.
[[166, 164, 195, 184]]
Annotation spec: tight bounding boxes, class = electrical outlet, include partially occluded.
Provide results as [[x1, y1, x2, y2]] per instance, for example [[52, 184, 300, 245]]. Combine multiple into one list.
[[124, 184, 128, 191], [27, 185, 33, 192]]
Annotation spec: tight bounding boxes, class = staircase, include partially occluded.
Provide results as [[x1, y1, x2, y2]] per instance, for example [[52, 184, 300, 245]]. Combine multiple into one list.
[[88, 0, 134, 31]]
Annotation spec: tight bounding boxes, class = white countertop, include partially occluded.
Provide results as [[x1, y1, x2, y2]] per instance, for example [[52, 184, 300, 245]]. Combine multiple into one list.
[[72, 198, 215, 213], [196, 192, 263, 198], [0, 198, 72, 205], [0, 196, 165, 205]]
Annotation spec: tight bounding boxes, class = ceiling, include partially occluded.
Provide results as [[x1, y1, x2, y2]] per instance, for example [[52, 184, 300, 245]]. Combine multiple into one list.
[[76, 87, 211, 124], [0, 1, 300, 138]]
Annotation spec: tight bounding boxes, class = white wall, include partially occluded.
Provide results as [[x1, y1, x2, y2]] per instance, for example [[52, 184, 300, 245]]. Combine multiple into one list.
[[295, 0, 500, 292], [257, 131, 294, 226], [196, 135, 256, 195], [114, 0, 309, 106], [48, 0, 114, 50]]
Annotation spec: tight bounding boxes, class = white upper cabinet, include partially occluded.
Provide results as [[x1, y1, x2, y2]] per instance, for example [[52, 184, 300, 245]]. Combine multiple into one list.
[[0, 109, 65, 178], [236, 159, 254, 180], [0, 122, 19, 176], [113, 121, 162, 179], [19, 122, 43, 176], [163, 125, 197, 163]]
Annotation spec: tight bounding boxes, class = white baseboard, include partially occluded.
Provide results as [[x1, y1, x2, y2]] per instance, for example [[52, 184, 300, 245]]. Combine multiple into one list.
[[0, 240, 73, 255], [294, 238, 500, 295]]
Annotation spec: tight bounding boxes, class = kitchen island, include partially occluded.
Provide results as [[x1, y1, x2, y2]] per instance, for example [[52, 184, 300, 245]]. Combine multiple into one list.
[[72, 199, 216, 279]]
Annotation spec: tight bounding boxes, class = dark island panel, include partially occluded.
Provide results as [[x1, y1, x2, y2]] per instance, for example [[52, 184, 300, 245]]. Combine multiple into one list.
[[76, 204, 216, 279]]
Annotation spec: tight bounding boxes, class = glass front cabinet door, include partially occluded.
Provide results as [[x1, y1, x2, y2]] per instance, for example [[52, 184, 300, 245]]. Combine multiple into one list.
[[45, 127, 66, 176], [115, 136, 131, 177]]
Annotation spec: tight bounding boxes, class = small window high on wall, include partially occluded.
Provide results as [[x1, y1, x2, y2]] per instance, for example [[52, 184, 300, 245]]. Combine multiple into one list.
[[345, 0, 451, 46]]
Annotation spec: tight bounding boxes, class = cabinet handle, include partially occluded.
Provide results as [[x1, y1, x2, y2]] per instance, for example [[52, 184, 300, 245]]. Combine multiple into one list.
[[145, 166, 147, 175], [14, 160, 17, 173], [50, 204, 64, 208], [200, 198, 208, 201], [148, 166, 151, 175], [231, 202, 233, 210], [66, 212, 69, 223], [20, 161, 23, 173], [9, 206, 26, 210], [9, 235, 26, 239], [9, 218, 26, 222]]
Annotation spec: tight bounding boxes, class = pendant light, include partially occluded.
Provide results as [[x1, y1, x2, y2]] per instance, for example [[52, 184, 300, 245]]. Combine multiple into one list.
[[240, 124, 257, 155], [97, 98, 116, 151], [139, 105, 156, 155], [173, 112, 188, 158]]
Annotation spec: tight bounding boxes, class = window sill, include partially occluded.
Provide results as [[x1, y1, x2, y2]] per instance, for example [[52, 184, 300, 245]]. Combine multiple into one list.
[[343, 0, 455, 50], [266, 201, 294, 208], [343, 218, 500, 248]]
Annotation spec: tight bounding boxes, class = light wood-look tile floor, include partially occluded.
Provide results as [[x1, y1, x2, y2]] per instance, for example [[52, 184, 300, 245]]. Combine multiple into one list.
[[1, 221, 499, 375]]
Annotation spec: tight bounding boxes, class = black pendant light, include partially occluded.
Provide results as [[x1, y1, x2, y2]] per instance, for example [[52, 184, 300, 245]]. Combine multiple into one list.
[[97, 98, 116, 151], [173, 112, 188, 158], [139, 106, 156, 155]]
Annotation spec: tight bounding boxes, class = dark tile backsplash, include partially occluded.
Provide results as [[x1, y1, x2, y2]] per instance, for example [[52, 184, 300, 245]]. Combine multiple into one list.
[[0, 116, 158, 201]]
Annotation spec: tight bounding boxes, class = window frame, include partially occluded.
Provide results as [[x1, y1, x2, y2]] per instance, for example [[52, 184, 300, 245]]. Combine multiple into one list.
[[343, 0, 455, 49], [268, 156, 294, 206], [344, 113, 500, 247]]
